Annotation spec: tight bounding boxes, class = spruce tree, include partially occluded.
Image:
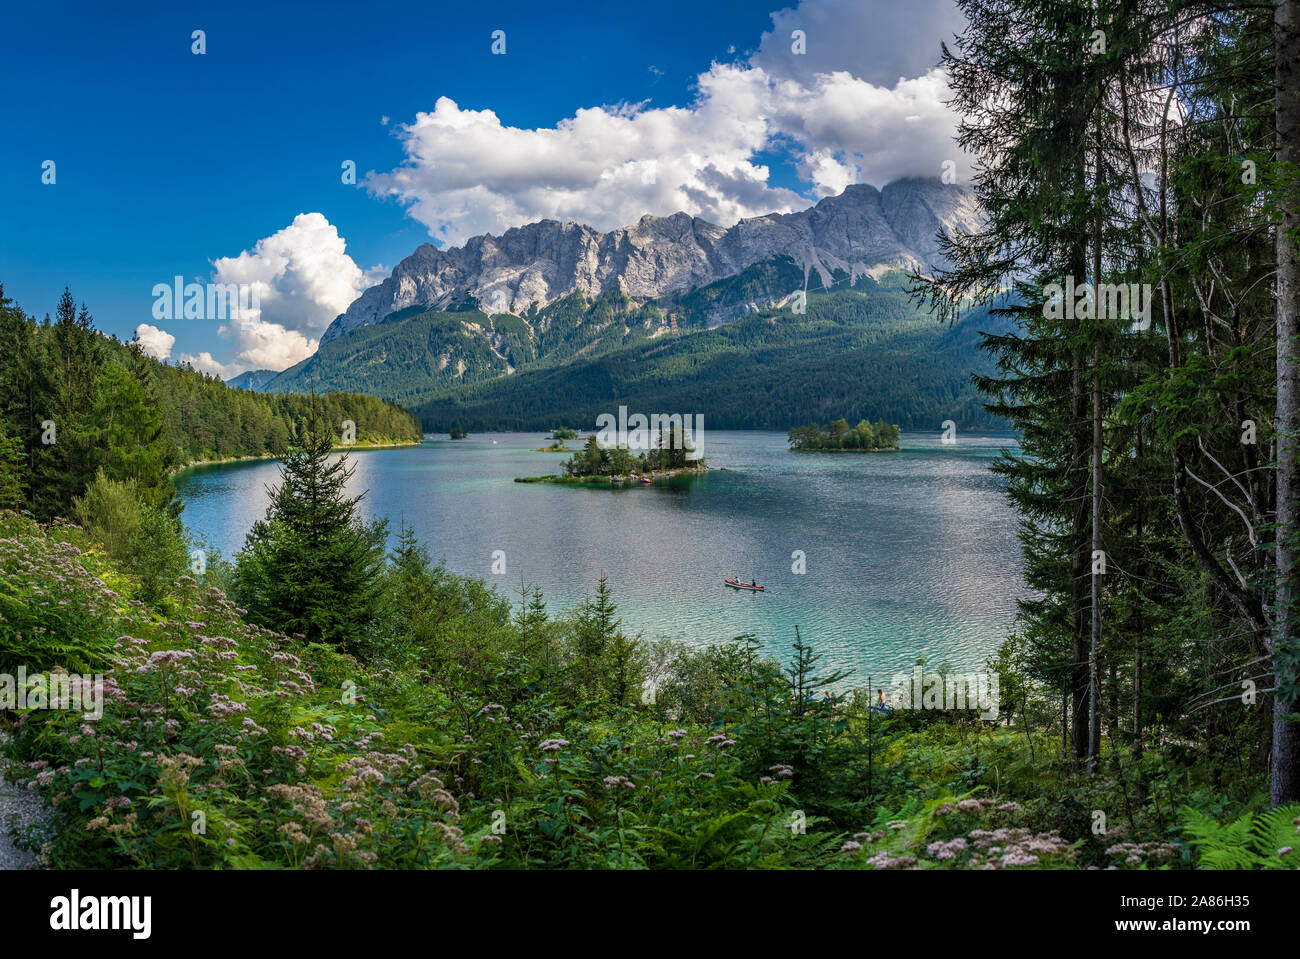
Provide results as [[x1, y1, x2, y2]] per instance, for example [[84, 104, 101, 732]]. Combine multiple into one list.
[[94, 342, 180, 511], [32, 288, 102, 518], [0, 285, 37, 507], [916, 0, 1290, 792], [233, 416, 387, 649], [913, 0, 1110, 760], [0, 420, 25, 510], [515, 582, 551, 660], [575, 574, 620, 694]]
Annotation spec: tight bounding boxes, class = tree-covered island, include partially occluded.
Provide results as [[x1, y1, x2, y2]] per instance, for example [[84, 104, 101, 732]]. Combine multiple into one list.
[[788, 418, 901, 451], [516, 432, 707, 485]]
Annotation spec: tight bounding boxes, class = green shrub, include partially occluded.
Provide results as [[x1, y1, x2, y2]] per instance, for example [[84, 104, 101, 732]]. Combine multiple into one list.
[[124, 504, 189, 605], [73, 470, 140, 560]]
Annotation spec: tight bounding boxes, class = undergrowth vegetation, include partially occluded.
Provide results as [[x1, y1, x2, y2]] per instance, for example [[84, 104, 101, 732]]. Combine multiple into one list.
[[3, 510, 1296, 869]]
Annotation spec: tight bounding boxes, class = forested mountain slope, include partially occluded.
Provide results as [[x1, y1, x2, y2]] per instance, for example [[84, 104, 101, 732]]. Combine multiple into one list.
[[413, 287, 1010, 432], [263, 264, 1010, 432], [0, 284, 422, 522]]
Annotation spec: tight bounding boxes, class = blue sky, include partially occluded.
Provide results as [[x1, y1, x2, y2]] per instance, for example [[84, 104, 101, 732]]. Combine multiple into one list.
[[0, 0, 965, 376]]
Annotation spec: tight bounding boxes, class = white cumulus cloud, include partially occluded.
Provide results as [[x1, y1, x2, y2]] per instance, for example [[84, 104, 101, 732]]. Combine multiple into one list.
[[751, 0, 966, 89], [178, 350, 238, 380], [366, 67, 807, 246], [217, 320, 319, 375], [205, 212, 375, 374], [365, 0, 969, 244], [767, 68, 967, 195], [134, 323, 175, 360]]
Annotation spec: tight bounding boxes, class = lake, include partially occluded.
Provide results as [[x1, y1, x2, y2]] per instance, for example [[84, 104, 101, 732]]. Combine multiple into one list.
[[175, 431, 1026, 686]]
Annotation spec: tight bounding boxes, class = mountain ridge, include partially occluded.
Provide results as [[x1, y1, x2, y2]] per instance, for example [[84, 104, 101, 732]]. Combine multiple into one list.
[[320, 177, 978, 345]]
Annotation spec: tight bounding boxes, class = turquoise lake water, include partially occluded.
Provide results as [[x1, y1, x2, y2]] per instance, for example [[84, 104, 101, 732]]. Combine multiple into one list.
[[174, 430, 1026, 684]]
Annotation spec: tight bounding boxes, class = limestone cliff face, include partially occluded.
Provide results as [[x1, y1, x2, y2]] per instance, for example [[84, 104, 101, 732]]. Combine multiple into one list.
[[321, 177, 978, 344]]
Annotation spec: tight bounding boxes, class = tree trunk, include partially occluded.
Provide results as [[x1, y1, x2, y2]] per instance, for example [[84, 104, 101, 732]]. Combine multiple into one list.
[[1088, 131, 1104, 773], [1272, 0, 1300, 807], [1072, 344, 1090, 762], [1071, 158, 1091, 762], [1062, 684, 1069, 760], [1134, 431, 1144, 752], [1089, 334, 1103, 772]]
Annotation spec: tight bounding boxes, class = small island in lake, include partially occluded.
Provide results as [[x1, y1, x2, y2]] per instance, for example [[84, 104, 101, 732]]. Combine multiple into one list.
[[450, 428, 468, 440], [789, 418, 901, 451], [531, 427, 581, 451], [516, 433, 707, 485]]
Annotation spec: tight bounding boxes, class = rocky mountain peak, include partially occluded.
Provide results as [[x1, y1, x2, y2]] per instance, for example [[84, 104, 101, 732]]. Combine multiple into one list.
[[320, 177, 978, 344]]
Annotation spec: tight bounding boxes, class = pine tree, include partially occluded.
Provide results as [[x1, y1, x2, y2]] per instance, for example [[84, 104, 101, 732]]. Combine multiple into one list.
[[576, 575, 614, 650], [233, 416, 388, 649], [390, 519, 429, 584], [602, 628, 645, 706], [912, 0, 1109, 760], [916, 0, 1290, 793], [0, 286, 37, 512], [32, 288, 102, 518], [515, 582, 551, 662], [785, 627, 851, 716], [94, 342, 180, 511], [0, 420, 25, 510], [574, 573, 620, 694]]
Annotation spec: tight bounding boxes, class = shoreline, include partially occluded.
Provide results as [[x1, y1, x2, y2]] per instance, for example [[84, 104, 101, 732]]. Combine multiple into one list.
[[515, 465, 713, 486], [172, 439, 424, 477], [790, 446, 902, 453]]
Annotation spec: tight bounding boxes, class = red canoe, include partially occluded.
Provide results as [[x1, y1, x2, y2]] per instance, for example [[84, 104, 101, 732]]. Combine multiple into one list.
[[725, 579, 765, 591]]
